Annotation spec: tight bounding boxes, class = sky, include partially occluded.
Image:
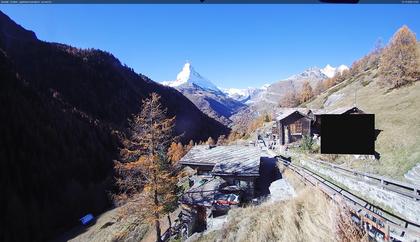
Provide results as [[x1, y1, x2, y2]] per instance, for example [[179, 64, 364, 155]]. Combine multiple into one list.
[[1, 4, 419, 88]]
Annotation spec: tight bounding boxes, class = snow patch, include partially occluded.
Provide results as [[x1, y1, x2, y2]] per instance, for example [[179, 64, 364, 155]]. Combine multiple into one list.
[[321, 64, 336, 78], [336, 64, 349, 74], [221, 84, 267, 102], [221, 88, 250, 97]]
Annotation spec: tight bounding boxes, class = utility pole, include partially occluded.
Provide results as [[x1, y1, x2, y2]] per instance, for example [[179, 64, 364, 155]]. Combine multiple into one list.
[[354, 81, 358, 106]]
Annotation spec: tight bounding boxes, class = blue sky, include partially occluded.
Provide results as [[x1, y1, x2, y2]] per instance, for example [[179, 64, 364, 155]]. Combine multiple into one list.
[[1, 4, 419, 88]]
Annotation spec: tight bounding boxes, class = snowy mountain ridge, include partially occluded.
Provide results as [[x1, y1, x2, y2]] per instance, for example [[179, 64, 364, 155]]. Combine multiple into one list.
[[161, 63, 220, 92], [220, 85, 268, 103], [159, 63, 348, 125], [320, 64, 349, 78]]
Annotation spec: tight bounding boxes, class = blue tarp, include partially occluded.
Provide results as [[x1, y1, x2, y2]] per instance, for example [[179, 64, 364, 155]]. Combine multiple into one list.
[[80, 214, 94, 225]]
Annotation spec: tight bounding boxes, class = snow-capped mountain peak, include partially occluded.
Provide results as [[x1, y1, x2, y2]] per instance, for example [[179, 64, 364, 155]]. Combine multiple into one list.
[[336, 64, 349, 74], [221, 88, 250, 98], [321, 64, 336, 78], [321, 64, 349, 78], [285, 66, 327, 81], [261, 83, 270, 90], [162, 62, 220, 92], [221, 84, 268, 103]]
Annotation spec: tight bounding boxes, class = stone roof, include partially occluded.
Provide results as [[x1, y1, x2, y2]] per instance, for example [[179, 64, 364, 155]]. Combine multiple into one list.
[[180, 176, 224, 206], [275, 106, 365, 119], [276, 108, 310, 121], [327, 106, 365, 114], [180, 145, 262, 177], [309, 109, 326, 115]]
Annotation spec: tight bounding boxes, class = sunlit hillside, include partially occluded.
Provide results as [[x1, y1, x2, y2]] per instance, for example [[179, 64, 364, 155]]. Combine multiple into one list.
[[189, 170, 365, 242], [305, 43, 420, 180]]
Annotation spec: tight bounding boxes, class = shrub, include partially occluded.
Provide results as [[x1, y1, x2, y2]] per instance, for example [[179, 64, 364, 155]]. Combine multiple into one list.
[[300, 135, 314, 152]]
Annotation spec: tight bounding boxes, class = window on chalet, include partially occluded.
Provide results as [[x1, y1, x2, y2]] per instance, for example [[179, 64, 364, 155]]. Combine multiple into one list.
[[290, 122, 302, 135]]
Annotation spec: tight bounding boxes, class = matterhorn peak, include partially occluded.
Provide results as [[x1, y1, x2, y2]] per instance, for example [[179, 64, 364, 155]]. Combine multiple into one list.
[[162, 62, 220, 92], [176, 62, 195, 85]]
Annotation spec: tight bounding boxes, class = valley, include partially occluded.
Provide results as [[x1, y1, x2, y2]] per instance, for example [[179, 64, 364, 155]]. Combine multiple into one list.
[[162, 62, 349, 127]]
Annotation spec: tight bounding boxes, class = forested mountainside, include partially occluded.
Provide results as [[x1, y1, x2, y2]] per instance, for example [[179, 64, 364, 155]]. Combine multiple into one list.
[[0, 11, 228, 241], [0, 12, 228, 142], [304, 26, 420, 181], [0, 50, 117, 241]]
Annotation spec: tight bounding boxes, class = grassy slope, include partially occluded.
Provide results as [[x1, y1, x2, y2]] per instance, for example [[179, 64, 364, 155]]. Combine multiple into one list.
[[306, 64, 420, 180]]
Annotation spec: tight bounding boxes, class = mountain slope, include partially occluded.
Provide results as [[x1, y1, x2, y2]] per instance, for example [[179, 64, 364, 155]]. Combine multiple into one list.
[[0, 49, 117, 242], [0, 11, 228, 241], [0, 11, 228, 142], [162, 63, 246, 125], [305, 48, 420, 181]]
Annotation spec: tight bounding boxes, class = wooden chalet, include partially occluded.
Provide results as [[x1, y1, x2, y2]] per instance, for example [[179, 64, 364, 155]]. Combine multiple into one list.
[[178, 145, 265, 234], [276, 109, 312, 145], [309, 106, 365, 136], [179, 145, 262, 199], [275, 106, 366, 145]]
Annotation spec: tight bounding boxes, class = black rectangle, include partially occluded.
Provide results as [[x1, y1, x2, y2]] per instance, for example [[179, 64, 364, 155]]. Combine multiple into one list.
[[321, 114, 375, 155]]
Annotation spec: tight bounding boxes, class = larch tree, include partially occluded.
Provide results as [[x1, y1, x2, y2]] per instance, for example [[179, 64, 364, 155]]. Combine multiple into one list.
[[263, 113, 272, 122], [168, 142, 185, 162], [206, 137, 215, 146], [115, 93, 179, 242], [379, 25, 420, 89], [187, 140, 194, 150], [280, 88, 299, 107], [314, 80, 325, 96], [367, 38, 384, 69], [299, 81, 314, 104], [217, 135, 227, 146]]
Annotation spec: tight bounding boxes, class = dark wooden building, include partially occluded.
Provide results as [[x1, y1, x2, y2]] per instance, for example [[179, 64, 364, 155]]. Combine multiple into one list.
[[309, 106, 365, 136], [179, 145, 262, 199], [276, 106, 366, 145], [276, 110, 312, 145]]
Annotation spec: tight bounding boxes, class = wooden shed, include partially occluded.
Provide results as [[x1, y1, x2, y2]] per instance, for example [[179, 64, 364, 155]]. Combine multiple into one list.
[[276, 110, 312, 145], [309, 106, 366, 136]]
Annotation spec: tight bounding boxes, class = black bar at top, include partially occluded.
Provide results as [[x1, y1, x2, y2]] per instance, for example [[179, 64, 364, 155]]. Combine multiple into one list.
[[0, 0, 419, 4]]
